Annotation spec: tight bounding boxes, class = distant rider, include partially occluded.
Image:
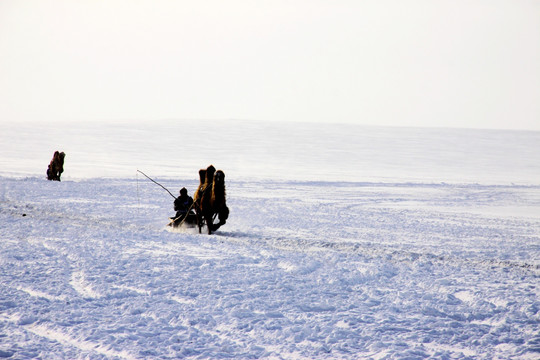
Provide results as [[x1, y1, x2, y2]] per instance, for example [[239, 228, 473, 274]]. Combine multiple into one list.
[[47, 151, 65, 181]]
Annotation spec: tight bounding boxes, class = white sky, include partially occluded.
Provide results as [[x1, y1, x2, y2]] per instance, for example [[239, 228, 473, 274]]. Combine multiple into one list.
[[1, 0, 539, 130]]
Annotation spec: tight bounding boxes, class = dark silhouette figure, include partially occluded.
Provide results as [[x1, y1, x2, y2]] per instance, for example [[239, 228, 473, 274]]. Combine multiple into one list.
[[47, 151, 65, 181], [170, 187, 196, 227]]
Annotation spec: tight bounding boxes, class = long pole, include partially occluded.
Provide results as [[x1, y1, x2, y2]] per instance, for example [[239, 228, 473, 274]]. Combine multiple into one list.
[[137, 170, 177, 199]]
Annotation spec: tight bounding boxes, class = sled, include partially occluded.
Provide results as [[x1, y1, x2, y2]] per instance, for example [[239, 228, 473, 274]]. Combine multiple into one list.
[[167, 211, 198, 228]]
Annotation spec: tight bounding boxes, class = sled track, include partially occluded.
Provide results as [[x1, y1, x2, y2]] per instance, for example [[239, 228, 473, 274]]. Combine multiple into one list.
[[217, 230, 540, 276]]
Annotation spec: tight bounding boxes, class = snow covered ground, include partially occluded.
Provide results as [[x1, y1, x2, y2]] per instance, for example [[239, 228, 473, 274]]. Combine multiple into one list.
[[1, 120, 540, 359]]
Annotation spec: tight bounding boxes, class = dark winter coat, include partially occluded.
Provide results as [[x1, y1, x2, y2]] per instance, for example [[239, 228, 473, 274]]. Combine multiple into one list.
[[174, 195, 194, 214]]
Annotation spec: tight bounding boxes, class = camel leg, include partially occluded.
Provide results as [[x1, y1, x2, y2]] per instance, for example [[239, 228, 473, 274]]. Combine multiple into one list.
[[196, 210, 203, 234], [219, 206, 229, 226], [205, 212, 216, 235], [206, 216, 213, 235]]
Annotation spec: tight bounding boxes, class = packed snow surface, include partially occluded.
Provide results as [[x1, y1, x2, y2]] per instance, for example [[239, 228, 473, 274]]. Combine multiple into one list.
[[1, 120, 540, 359]]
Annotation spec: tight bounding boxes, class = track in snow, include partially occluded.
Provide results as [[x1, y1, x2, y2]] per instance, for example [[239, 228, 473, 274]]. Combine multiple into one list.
[[1, 177, 539, 359]]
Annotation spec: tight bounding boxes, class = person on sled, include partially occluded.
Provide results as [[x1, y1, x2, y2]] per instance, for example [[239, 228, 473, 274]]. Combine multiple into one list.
[[170, 187, 196, 226]]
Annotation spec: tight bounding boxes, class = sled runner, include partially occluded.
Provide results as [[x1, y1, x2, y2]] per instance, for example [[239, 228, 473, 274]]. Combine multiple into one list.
[[167, 211, 197, 228]]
